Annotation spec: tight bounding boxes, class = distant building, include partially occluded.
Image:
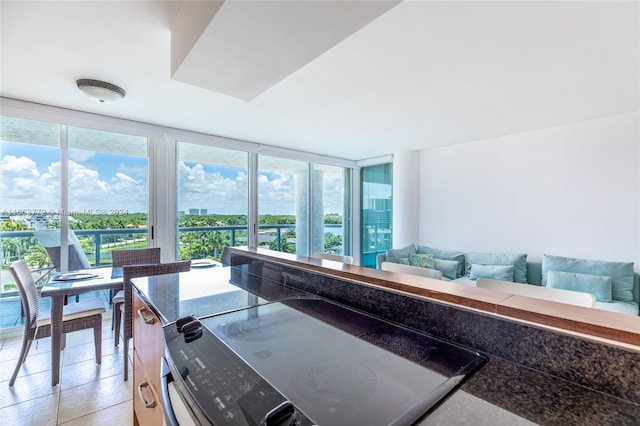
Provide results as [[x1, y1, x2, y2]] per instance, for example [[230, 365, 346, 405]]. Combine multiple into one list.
[[188, 209, 199, 215], [200, 209, 207, 215]]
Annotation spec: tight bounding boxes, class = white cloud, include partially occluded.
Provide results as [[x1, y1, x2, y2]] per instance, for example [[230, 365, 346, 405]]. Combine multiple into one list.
[[0, 154, 40, 176], [2, 153, 344, 218], [68, 149, 96, 162], [178, 162, 247, 214], [1, 156, 148, 213]]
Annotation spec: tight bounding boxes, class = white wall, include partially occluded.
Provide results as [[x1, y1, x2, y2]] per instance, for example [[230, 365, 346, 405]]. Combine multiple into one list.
[[392, 151, 420, 248], [418, 112, 640, 270]]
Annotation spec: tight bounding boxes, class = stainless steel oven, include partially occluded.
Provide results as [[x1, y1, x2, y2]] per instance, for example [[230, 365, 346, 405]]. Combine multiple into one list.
[[162, 297, 487, 425]]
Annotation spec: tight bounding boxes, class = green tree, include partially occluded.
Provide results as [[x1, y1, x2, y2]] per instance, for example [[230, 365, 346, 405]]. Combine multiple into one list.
[[0, 220, 28, 231]]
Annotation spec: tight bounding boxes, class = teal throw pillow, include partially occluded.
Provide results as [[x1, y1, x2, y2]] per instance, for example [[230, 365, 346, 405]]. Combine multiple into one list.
[[409, 253, 435, 269], [469, 264, 515, 282], [546, 270, 612, 302], [434, 258, 459, 280], [542, 254, 634, 302], [466, 252, 527, 283], [386, 244, 417, 263], [417, 245, 466, 277]]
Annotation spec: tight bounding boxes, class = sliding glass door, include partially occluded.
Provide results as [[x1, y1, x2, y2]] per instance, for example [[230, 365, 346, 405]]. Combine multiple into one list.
[[67, 126, 148, 266], [0, 117, 149, 290], [361, 163, 392, 268], [177, 142, 248, 262]]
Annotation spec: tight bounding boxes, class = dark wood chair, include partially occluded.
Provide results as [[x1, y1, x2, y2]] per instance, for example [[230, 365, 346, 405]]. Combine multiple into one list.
[[121, 260, 191, 380], [110, 248, 162, 346]]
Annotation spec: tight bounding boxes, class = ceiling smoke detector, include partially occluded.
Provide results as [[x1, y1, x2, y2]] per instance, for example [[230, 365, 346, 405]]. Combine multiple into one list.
[[76, 79, 126, 103]]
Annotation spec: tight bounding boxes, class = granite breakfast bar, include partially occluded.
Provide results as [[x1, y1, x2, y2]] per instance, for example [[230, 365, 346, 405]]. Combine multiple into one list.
[[131, 247, 640, 425], [224, 247, 640, 425]]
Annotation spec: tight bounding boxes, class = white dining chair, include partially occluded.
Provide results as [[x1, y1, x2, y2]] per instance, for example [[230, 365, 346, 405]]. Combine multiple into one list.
[[315, 252, 354, 264], [381, 261, 443, 280]]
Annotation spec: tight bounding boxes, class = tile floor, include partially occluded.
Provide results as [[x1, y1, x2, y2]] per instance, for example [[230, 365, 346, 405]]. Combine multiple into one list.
[[0, 306, 133, 425]]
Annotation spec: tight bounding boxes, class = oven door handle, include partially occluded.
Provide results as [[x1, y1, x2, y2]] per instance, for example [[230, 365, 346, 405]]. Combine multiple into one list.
[[160, 357, 180, 426]]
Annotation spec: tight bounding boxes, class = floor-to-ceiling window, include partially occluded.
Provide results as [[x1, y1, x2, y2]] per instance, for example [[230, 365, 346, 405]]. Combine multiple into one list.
[[1, 116, 61, 292], [313, 164, 349, 256], [0, 116, 149, 293], [0, 102, 357, 331], [67, 126, 148, 266], [361, 163, 392, 268], [176, 142, 248, 262], [257, 156, 309, 255]]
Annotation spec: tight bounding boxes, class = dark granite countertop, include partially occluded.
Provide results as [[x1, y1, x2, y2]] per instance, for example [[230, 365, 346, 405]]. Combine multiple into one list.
[[132, 261, 640, 425], [130, 265, 307, 324]]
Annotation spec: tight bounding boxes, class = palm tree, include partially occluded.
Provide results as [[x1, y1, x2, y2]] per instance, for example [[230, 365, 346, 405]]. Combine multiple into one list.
[[25, 244, 51, 268], [1, 237, 21, 265]]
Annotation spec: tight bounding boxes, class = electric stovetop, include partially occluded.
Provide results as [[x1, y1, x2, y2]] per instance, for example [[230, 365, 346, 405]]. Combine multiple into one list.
[[165, 297, 487, 426]]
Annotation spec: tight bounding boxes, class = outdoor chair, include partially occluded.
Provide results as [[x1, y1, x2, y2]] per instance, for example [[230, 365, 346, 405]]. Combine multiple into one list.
[[7, 259, 105, 386], [34, 229, 92, 304], [34, 229, 92, 272], [110, 248, 161, 346], [121, 260, 191, 380]]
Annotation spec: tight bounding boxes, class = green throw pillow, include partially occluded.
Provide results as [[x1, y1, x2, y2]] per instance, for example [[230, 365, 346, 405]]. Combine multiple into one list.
[[417, 245, 466, 277], [386, 244, 417, 263], [409, 253, 435, 269]]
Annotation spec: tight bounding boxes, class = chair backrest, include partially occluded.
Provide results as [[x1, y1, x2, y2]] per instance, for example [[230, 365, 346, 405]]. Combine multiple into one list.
[[112, 247, 161, 267], [8, 260, 40, 328], [476, 278, 596, 308], [34, 229, 91, 271], [315, 252, 354, 265], [122, 260, 191, 341], [381, 261, 443, 280]]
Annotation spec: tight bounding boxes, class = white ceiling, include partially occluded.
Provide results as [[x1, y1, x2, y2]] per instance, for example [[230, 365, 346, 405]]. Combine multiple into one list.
[[1, 1, 638, 161]]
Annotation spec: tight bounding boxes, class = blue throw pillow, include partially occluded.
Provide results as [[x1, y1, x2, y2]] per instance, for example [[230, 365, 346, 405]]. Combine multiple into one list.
[[546, 270, 612, 302], [542, 254, 634, 303], [469, 264, 515, 282], [417, 245, 466, 277], [434, 258, 459, 280], [386, 244, 417, 263], [466, 252, 527, 283]]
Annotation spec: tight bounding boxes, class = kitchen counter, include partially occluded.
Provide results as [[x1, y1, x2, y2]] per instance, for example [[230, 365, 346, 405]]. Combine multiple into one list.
[[132, 256, 640, 425]]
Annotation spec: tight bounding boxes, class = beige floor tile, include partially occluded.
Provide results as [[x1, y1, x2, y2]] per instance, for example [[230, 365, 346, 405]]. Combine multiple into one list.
[[0, 349, 52, 382], [57, 373, 133, 424], [0, 334, 26, 346], [0, 392, 59, 426], [58, 400, 133, 426], [0, 368, 59, 408], [60, 352, 130, 391], [0, 337, 52, 363]]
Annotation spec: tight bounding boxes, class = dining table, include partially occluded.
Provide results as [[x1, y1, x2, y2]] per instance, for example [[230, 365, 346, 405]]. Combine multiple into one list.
[[40, 266, 123, 386]]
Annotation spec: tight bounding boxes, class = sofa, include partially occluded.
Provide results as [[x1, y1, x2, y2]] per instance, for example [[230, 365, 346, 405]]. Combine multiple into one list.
[[376, 244, 640, 316]]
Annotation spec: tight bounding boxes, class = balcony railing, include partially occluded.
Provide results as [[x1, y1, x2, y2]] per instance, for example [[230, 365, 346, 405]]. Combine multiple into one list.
[[0, 224, 345, 292]]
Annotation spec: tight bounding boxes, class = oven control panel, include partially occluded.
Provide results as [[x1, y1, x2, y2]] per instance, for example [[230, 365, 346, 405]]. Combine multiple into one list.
[[164, 316, 314, 426]]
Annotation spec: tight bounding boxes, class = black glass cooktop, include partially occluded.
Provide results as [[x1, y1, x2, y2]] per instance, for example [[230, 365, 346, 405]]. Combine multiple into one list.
[[168, 297, 487, 425]]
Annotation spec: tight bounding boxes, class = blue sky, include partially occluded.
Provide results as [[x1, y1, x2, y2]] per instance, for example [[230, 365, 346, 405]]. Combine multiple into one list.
[[1, 141, 344, 216]]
